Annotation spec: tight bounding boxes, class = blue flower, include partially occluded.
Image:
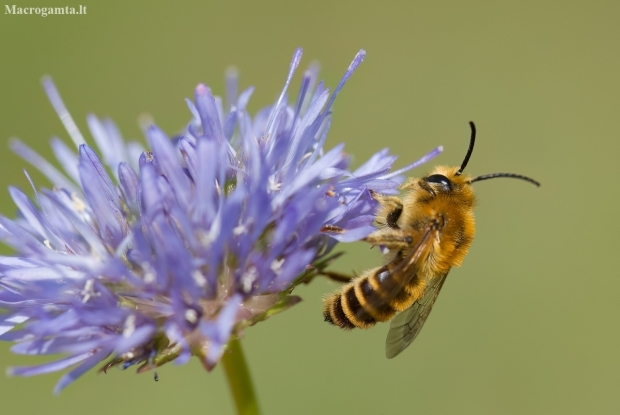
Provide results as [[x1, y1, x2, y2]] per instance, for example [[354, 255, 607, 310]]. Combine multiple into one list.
[[0, 49, 442, 394]]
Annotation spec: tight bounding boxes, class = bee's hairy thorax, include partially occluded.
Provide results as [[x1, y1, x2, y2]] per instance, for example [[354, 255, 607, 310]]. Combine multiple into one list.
[[382, 166, 476, 277]]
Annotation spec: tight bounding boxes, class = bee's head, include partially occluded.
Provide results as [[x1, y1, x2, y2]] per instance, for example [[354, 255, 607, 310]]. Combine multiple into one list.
[[419, 122, 539, 199]]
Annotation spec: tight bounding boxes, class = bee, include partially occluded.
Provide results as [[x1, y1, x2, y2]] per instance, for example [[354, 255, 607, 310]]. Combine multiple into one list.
[[323, 122, 539, 358]]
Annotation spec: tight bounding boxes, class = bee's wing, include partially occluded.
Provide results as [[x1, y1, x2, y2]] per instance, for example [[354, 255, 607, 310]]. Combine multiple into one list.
[[385, 271, 449, 359], [376, 225, 437, 301]]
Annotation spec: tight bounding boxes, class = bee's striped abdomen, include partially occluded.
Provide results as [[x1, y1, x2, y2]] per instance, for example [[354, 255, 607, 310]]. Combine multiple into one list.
[[324, 294, 357, 329], [323, 261, 422, 330]]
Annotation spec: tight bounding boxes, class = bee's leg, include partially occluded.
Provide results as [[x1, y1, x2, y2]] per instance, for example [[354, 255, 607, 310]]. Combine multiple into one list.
[[319, 270, 355, 283], [298, 250, 357, 285], [370, 190, 403, 229], [300, 269, 356, 285], [369, 189, 402, 206], [399, 178, 417, 190], [363, 228, 415, 250]]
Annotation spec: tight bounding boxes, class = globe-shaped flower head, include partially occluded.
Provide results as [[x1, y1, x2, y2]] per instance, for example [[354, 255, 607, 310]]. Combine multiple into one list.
[[0, 49, 441, 394]]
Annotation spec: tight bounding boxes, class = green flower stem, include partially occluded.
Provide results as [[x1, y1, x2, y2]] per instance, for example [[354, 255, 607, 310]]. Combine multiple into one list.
[[222, 338, 260, 415]]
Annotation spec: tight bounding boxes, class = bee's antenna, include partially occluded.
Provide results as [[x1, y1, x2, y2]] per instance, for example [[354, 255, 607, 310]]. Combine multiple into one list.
[[456, 121, 476, 176], [469, 173, 540, 187]]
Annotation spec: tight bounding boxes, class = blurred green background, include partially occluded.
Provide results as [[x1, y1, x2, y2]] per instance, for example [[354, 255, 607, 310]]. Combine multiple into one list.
[[1, 1, 619, 414]]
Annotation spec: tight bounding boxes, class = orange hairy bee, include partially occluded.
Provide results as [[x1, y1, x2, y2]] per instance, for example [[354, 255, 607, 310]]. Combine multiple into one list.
[[323, 122, 539, 358]]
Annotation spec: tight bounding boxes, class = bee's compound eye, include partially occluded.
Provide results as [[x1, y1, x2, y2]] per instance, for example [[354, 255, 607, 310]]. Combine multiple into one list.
[[425, 174, 451, 187]]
